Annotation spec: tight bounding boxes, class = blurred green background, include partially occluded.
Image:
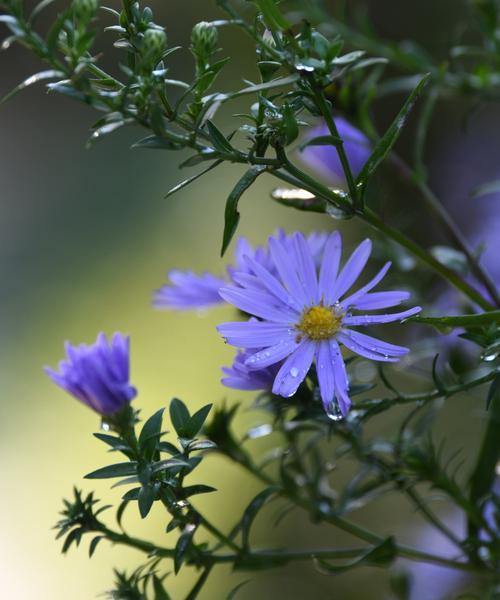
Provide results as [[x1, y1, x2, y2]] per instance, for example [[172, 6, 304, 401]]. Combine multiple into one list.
[[0, 1, 496, 598]]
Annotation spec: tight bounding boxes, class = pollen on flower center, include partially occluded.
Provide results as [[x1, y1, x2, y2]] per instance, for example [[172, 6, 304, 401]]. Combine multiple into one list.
[[296, 304, 343, 341]]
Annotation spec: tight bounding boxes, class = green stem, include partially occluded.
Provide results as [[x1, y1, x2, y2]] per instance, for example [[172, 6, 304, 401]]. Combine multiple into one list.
[[310, 84, 360, 209], [391, 154, 500, 307]]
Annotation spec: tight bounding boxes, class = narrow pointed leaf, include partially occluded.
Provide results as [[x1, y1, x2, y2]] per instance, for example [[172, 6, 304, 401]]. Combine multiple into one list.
[[221, 166, 267, 256], [165, 160, 223, 198], [84, 462, 137, 479], [356, 74, 430, 186], [169, 398, 190, 436], [1, 70, 64, 105], [241, 487, 279, 549]]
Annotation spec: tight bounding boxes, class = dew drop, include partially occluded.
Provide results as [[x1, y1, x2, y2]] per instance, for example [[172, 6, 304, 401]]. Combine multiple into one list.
[[290, 367, 299, 378], [325, 399, 343, 422], [100, 419, 111, 431]]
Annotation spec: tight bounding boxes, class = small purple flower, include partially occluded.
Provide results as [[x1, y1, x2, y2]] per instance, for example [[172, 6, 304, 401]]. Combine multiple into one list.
[[153, 231, 328, 311], [153, 270, 226, 310], [221, 348, 280, 391], [217, 231, 421, 418], [300, 117, 371, 183], [44, 332, 136, 416]]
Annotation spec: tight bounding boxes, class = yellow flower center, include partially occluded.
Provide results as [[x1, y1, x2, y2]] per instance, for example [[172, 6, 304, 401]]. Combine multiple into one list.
[[296, 304, 343, 341]]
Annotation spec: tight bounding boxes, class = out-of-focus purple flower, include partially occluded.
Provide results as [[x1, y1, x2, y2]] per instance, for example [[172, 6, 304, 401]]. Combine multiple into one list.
[[300, 117, 372, 183], [221, 347, 280, 391], [44, 332, 136, 416], [153, 231, 329, 311], [217, 231, 420, 418], [153, 270, 226, 310]]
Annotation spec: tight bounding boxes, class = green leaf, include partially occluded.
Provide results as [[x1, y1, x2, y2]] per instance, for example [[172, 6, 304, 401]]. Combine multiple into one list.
[[169, 398, 191, 436], [468, 375, 500, 540], [1, 70, 64, 105], [226, 580, 251, 600], [165, 160, 223, 198], [84, 462, 137, 479], [271, 187, 327, 213], [315, 537, 397, 574], [472, 178, 500, 199], [138, 408, 165, 459], [174, 520, 199, 574], [152, 575, 171, 600], [88, 535, 104, 558], [299, 134, 342, 150], [182, 484, 217, 497], [188, 440, 217, 451], [93, 432, 130, 452], [131, 135, 183, 150], [151, 457, 192, 473], [221, 166, 267, 256], [356, 74, 430, 187], [184, 404, 213, 438], [205, 120, 235, 155], [241, 487, 278, 550], [409, 311, 500, 331], [253, 0, 291, 30], [138, 485, 155, 518]]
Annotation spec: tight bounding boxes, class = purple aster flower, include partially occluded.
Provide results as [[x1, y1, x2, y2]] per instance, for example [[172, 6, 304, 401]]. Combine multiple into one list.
[[44, 332, 136, 416], [153, 231, 328, 311], [153, 270, 226, 310], [300, 117, 371, 183], [217, 231, 421, 418], [221, 348, 280, 391]]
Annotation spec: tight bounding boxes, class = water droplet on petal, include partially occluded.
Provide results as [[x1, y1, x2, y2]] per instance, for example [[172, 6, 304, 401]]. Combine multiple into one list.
[[290, 367, 299, 378], [325, 399, 343, 422]]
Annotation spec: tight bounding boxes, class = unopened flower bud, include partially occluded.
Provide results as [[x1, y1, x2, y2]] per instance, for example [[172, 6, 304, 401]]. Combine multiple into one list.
[[191, 21, 218, 59], [142, 27, 167, 67], [73, 0, 98, 24]]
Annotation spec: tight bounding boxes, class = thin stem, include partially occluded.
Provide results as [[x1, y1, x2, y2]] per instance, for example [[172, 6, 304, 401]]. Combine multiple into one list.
[[391, 154, 500, 307], [405, 487, 464, 550], [309, 84, 360, 209], [185, 564, 213, 600]]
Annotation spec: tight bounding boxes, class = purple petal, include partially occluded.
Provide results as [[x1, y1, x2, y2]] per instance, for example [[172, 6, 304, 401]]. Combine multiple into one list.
[[342, 329, 409, 357], [337, 331, 400, 362], [316, 341, 335, 408], [269, 235, 309, 306], [330, 340, 351, 416], [340, 261, 391, 308], [351, 291, 410, 311], [272, 341, 315, 398], [343, 306, 422, 326], [293, 232, 319, 304], [217, 321, 294, 348], [331, 239, 372, 302], [153, 270, 226, 310], [219, 286, 298, 322], [319, 231, 343, 303], [245, 338, 300, 369], [242, 254, 300, 309]]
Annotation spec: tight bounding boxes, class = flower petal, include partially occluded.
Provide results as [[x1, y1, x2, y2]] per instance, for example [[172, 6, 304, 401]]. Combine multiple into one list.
[[338, 331, 400, 362], [219, 286, 297, 322], [293, 231, 318, 304], [217, 321, 294, 348], [319, 231, 342, 303], [272, 341, 315, 398], [245, 338, 300, 369], [341, 329, 409, 356], [340, 261, 391, 308], [269, 235, 309, 306], [331, 239, 372, 302], [242, 254, 300, 309], [350, 291, 410, 311], [343, 306, 422, 326], [330, 340, 351, 416], [316, 341, 335, 408]]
